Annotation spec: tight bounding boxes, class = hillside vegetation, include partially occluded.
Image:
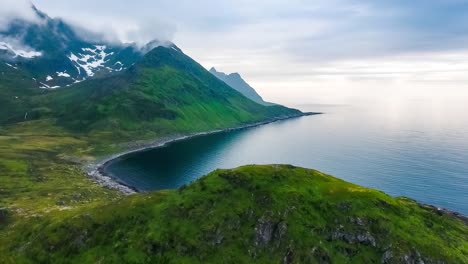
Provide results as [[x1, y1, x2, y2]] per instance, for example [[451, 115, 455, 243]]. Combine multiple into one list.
[[1, 165, 467, 263], [2, 46, 301, 142]]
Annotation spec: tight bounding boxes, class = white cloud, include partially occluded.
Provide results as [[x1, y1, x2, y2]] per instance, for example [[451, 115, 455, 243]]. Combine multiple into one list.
[[33, 0, 177, 45], [58, 14, 176, 46], [0, 0, 40, 31]]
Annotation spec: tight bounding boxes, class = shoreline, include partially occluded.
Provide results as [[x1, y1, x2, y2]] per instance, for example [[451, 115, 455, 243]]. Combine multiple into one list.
[[85, 112, 321, 194], [83, 112, 468, 221]]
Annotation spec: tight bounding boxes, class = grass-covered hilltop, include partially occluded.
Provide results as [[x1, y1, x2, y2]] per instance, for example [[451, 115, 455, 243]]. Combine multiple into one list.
[[1, 165, 467, 263]]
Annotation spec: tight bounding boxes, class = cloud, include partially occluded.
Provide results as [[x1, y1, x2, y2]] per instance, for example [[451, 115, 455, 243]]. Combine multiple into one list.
[[29, 0, 468, 58], [32, 0, 177, 46], [1, 0, 176, 46], [58, 14, 176, 46], [0, 0, 41, 31]]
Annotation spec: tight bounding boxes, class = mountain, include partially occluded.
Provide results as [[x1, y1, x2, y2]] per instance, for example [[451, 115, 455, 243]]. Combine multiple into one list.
[[0, 5, 144, 88], [209, 67, 271, 105], [0, 45, 301, 139], [2, 165, 466, 263], [0, 5, 301, 137]]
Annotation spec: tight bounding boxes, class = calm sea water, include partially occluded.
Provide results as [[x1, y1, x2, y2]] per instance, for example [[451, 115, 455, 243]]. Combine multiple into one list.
[[105, 98, 468, 214]]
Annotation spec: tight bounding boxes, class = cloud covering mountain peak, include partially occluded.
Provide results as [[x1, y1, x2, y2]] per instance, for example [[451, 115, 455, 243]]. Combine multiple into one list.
[[0, 0, 176, 47], [0, 0, 43, 30]]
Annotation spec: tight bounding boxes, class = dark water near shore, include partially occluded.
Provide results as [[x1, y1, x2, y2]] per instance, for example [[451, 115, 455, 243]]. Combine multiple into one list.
[[105, 98, 468, 214]]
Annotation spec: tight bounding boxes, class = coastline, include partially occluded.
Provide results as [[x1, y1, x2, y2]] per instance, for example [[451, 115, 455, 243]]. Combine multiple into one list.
[[84, 112, 468, 221], [85, 112, 321, 194]]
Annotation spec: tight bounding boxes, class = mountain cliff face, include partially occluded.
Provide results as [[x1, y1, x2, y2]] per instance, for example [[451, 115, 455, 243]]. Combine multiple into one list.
[[209, 67, 271, 105]]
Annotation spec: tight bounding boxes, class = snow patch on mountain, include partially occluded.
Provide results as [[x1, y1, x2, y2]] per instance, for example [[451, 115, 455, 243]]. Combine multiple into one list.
[[57, 71, 71, 78], [5, 63, 18, 69], [113, 61, 124, 71], [39, 82, 60, 89], [39, 82, 50, 89], [68, 45, 117, 77], [46, 75, 53, 81], [0, 41, 42, 59]]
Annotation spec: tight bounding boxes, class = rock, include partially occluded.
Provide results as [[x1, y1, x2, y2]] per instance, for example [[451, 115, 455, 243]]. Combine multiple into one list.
[[255, 217, 275, 246], [331, 226, 376, 247], [274, 221, 288, 242], [351, 217, 365, 226], [212, 228, 224, 246], [420, 204, 468, 225], [402, 250, 426, 264], [283, 248, 294, 264], [254, 216, 288, 247], [356, 231, 376, 247], [381, 249, 393, 263]]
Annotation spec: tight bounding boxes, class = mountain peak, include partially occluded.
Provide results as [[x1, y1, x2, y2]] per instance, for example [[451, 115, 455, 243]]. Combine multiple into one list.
[[228, 72, 241, 78], [31, 4, 49, 20], [209, 68, 271, 105]]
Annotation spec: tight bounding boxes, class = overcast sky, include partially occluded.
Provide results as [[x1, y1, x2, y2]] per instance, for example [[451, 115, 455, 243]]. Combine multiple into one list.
[[7, 0, 468, 104]]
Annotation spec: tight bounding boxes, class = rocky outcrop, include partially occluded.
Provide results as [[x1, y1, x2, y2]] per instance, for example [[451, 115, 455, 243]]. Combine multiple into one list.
[[381, 248, 447, 264], [254, 215, 288, 247], [330, 217, 377, 248], [420, 204, 468, 225], [331, 225, 377, 247]]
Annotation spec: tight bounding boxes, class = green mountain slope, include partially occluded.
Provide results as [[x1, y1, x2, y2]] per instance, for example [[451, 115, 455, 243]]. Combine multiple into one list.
[[0, 63, 47, 123], [2, 165, 466, 263], [1, 45, 302, 150], [44, 46, 301, 135]]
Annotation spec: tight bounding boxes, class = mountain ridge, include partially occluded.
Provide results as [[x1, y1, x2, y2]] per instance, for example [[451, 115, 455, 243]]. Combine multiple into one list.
[[209, 67, 271, 105]]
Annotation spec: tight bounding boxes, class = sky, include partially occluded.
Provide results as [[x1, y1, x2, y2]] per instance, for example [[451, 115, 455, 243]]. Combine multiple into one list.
[[4, 0, 468, 104]]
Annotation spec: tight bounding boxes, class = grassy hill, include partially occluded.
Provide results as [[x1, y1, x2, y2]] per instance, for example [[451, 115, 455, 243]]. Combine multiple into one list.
[[1, 165, 466, 263]]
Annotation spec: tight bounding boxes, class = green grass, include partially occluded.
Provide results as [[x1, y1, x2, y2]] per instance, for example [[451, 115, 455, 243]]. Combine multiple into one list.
[[1, 165, 466, 263], [0, 120, 122, 217]]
